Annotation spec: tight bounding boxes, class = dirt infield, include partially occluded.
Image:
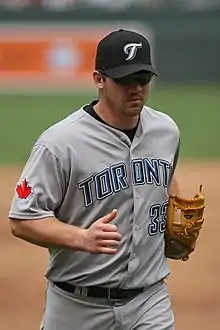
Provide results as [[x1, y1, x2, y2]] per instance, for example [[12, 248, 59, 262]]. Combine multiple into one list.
[[0, 162, 219, 330]]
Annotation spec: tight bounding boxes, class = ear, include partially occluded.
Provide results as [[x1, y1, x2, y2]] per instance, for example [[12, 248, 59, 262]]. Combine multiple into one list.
[[93, 70, 105, 89]]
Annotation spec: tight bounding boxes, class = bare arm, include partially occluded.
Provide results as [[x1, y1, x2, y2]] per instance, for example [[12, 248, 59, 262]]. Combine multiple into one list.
[[10, 217, 85, 250], [9, 209, 122, 254], [168, 174, 180, 196]]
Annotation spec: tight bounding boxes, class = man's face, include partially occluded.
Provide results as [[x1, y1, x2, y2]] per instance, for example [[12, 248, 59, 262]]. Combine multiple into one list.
[[95, 71, 153, 118]]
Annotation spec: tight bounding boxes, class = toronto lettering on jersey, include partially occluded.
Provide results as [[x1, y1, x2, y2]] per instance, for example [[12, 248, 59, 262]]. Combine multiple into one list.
[[78, 158, 172, 208]]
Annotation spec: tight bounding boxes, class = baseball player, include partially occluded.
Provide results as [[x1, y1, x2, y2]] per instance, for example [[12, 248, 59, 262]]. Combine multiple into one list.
[[9, 29, 180, 330]]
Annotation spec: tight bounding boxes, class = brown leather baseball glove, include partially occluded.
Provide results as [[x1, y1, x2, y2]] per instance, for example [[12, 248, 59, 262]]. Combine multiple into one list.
[[165, 185, 205, 261]]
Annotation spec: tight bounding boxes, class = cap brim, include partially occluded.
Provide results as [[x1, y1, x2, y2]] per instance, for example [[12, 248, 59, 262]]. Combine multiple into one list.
[[103, 63, 158, 78]]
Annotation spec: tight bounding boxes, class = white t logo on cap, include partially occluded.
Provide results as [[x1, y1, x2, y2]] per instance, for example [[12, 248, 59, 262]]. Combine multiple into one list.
[[123, 42, 142, 61]]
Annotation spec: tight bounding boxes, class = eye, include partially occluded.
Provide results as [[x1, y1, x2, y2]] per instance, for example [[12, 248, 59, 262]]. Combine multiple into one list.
[[113, 77, 130, 86], [113, 72, 153, 86], [138, 74, 153, 86]]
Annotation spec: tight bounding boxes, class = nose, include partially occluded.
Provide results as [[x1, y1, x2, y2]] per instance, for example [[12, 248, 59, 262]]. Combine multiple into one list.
[[127, 83, 142, 93]]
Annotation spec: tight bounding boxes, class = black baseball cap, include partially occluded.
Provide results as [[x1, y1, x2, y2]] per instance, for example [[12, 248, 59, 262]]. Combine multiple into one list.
[[95, 29, 157, 79]]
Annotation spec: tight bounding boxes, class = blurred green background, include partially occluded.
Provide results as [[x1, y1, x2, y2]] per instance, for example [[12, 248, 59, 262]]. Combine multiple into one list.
[[1, 83, 219, 164]]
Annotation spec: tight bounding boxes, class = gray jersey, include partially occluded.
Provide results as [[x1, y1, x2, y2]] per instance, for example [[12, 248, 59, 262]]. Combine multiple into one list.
[[9, 104, 180, 289]]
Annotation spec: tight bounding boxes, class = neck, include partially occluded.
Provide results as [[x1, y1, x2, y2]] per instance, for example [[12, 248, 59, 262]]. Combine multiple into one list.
[[94, 99, 139, 130]]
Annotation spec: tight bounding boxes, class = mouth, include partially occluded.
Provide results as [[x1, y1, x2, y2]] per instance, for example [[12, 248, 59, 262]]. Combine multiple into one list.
[[127, 98, 142, 103]]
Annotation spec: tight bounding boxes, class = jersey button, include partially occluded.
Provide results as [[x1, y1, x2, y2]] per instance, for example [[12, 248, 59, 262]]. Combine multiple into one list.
[[135, 225, 139, 230], [136, 193, 139, 199], [132, 253, 136, 259]]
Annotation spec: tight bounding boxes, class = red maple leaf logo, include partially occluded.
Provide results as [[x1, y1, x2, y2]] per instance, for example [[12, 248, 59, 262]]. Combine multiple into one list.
[[16, 179, 32, 199]]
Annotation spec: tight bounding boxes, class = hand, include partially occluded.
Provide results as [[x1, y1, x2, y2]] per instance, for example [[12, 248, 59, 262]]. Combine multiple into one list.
[[82, 209, 122, 254]]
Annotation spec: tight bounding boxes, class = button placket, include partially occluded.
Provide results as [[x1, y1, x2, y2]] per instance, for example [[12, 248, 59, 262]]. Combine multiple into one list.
[[120, 134, 130, 146]]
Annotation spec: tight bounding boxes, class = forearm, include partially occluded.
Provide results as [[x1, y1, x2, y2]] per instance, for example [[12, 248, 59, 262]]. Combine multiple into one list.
[[169, 175, 180, 195], [10, 217, 86, 251]]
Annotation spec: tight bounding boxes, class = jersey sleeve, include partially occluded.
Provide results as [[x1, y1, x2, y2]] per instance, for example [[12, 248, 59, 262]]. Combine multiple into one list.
[[169, 138, 180, 184], [9, 143, 66, 220]]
